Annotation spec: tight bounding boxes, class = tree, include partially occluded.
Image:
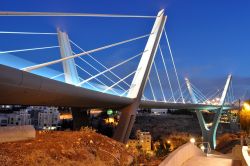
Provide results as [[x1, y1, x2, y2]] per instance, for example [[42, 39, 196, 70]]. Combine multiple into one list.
[[240, 101, 250, 135], [155, 140, 170, 157]]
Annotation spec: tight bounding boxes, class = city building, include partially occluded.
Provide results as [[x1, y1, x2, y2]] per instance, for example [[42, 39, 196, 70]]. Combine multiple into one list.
[[220, 112, 230, 123], [28, 106, 60, 130], [0, 106, 61, 130], [127, 130, 152, 153], [0, 110, 31, 126], [220, 110, 239, 123], [102, 109, 119, 126], [151, 109, 168, 115], [0, 105, 13, 110], [0, 115, 8, 126]]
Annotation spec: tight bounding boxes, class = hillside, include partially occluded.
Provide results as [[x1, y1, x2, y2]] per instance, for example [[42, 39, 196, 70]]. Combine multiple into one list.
[[132, 113, 233, 140], [132, 114, 202, 140], [0, 128, 134, 166]]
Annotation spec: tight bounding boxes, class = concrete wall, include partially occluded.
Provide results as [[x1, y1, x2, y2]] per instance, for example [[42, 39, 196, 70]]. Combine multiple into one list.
[[232, 145, 249, 166], [0, 125, 35, 143], [159, 143, 204, 166]]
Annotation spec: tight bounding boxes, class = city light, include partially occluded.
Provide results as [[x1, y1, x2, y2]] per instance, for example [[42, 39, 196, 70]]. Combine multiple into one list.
[[190, 138, 195, 144], [204, 97, 221, 105], [60, 114, 72, 120], [240, 101, 250, 133], [107, 109, 113, 115], [243, 102, 250, 111]]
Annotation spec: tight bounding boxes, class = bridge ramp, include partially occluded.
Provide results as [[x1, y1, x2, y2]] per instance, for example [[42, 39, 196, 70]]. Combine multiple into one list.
[[182, 154, 240, 166], [160, 142, 241, 166]]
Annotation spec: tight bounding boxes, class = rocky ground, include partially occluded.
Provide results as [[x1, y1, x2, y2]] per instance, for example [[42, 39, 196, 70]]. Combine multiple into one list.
[[216, 133, 241, 154], [0, 128, 134, 166], [0, 113, 239, 166], [132, 114, 202, 140]]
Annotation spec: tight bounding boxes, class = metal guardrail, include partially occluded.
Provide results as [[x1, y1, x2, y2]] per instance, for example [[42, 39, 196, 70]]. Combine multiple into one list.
[[194, 141, 212, 155]]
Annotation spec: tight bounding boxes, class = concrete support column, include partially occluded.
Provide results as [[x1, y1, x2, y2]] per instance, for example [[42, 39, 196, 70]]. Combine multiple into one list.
[[71, 107, 89, 130], [113, 102, 139, 143], [196, 108, 223, 150]]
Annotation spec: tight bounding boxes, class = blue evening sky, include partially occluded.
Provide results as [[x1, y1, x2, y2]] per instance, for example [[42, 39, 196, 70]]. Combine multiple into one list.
[[0, 0, 249, 100]]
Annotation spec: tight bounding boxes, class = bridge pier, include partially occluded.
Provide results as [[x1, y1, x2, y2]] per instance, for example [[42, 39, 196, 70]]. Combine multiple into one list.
[[71, 107, 90, 130], [186, 75, 232, 149], [113, 102, 139, 143], [196, 108, 223, 150]]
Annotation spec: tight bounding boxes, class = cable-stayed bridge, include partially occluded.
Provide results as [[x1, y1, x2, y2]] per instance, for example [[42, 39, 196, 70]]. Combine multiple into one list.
[[0, 10, 237, 149]]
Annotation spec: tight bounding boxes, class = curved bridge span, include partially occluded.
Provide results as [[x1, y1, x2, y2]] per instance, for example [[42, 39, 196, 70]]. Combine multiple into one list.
[[0, 64, 234, 110]]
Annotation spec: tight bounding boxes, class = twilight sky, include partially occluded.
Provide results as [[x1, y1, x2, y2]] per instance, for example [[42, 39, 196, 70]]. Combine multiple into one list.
[[0, 0, 249, 100]]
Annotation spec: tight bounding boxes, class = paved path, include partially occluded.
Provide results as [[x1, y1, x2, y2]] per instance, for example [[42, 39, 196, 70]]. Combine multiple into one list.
[[159, 143, 242, 166], [182, 154, 241, 166]]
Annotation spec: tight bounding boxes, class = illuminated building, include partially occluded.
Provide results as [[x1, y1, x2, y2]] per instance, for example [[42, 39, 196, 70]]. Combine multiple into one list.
[[60, 114, 72, 120], [127, 130, 152, 152], [103, 109, 119, 126]]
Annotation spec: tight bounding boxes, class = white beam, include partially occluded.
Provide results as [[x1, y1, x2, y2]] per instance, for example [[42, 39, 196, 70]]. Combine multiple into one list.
[[57, 29, 79, 85], [185, 77, 198, 104], [127, 9, 166, 99], [219, 74, 232, 105], [77, 51, 144, 86], [164, 29, 185, 103], [0, 11, 156, 18], [22, 34, 150, 72], [0, 46, 59, 54], [159, 45, 176, 102]]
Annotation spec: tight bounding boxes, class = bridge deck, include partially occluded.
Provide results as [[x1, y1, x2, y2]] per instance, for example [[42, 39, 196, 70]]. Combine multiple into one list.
[[0, 64, 235, 110]]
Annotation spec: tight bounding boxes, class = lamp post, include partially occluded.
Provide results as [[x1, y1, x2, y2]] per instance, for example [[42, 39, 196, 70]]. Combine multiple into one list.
[[240, 100, 250, 147]]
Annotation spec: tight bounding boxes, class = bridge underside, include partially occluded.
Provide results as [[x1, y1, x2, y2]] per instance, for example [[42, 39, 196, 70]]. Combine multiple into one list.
[[0, 65, 232, 110], [0, 65, 133, 108], [139, 100, 233, 110]]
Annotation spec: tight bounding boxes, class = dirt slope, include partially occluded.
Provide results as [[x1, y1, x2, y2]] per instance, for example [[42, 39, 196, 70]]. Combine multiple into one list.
[[0, 128, 134, 166]]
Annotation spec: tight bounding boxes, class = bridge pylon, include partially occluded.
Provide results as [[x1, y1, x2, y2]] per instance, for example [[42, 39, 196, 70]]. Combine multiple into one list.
[[185, 75, 232, 149], [57, 29, 80, 85], [113, 9, 167, 143]]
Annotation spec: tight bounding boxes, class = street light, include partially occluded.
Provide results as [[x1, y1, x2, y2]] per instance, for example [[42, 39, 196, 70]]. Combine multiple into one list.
[[190, 138, 195, 144], [243, 102, 250, 111]]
